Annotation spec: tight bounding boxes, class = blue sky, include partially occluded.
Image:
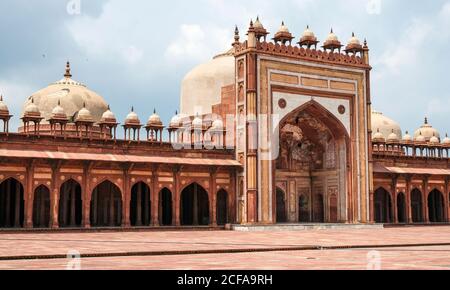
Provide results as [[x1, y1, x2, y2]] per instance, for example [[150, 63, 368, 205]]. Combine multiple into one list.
[[0, 0, 449, 136]]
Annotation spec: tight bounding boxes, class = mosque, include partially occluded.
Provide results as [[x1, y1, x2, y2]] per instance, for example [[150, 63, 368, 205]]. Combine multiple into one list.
[[0, 18, 448, 229]]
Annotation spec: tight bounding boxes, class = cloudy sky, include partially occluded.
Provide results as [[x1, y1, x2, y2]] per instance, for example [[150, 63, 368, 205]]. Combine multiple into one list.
[[1, 0, 449, 136]]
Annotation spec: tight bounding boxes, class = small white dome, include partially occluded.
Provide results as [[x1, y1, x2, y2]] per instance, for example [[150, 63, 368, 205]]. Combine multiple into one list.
[[147, 110, 163, 126], [326, 29, 339, 42], [414, 118, 440, 142], [254, 17, 264, 29], [403, 131, 412, 142], [278, 21, 289, 33], [387, 130, 399, 142], [170, 112, 182, 128], [348, 33, 361, 46], [125, 107, 140, 124], [76, 104, 93, 121], [430, 135, 440, 144], [372, 128, 385, 142], [303, 26, 315, 38], [212, 119, 224, 130], [24, 98, 40, 114], [51, 100, 66, 117], [0, 95, 9, 113], [443, 134, 450, 144], [192, 115, 203, 128], [101, 106, 116, 121], [415, 132, 426, 142]]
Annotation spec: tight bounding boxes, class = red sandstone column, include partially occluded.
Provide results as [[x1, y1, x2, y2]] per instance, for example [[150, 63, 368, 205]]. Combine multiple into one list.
[[151, 169, 159, 226], [423, 178, 430, 223], [210, 170, 217, 226], [406, 177, 413, 224], [24, 163, 34, 228], [174, 170, 181, 226], [82, 164, 91, 228], [445, 178, 450, 222]]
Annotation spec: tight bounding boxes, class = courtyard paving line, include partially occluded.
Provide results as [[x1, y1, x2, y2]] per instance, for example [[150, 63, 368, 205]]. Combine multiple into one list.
[[1, 242, 450, 262]]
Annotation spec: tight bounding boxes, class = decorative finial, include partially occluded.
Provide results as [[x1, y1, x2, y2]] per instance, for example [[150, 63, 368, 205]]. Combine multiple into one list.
[[249, 19, 254, 28], [281, 21, 285, 26], [153, 108, 156, 114], [330, 28, 334, 33], [31, 97, 34, 104], [256, 16, 260, 22], [107, 104, 111, 110], [306, 25, 309, 29], [131, 106, 134, 112], [58, 99, 61, 106], [175, 110, 178, 115], [352, 32, 355, 37], [83, 101, 86, 108], [64, 61, 72, 78], [424, 117, 428, 125], [364, 38, 368, 47]]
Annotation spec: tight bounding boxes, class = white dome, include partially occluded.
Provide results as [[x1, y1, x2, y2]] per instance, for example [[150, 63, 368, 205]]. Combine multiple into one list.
[[101, 106, 116, 121], [371, 111, 402, 140], [303, 26, 315, 38], [24, 99, 40, 114], [403, 131, 412, 142], [76, 104, 93, 121], [180, 50, 235, 116], [212, 119, 224, 130], [430, 135, 440, 144], [51, 101, 66, 117], [278, 22, 289, 33], [326, 30, 339, 42], [387, 130, 399, 142], [192, 115, 203, 128], [414, 118, 440, 142], [443, 134, 450, 144], [147, 110, 162, 126], [170, 112, 182, 128], [22, 62, 108, 123], [348, 33, 361, 46], [254, 17, 264, 29], [372, 129, 385, 142], [0, 96, 9, 113], [415, 132, 426, 142], [125, 108, 140, 124]]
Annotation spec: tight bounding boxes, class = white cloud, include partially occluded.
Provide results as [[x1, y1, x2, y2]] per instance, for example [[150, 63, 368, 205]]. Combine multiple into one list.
[[165, 24, 232, 63]]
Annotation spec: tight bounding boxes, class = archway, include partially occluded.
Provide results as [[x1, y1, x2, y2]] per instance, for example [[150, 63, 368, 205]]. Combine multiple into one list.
[[299, 194, 310, 223], [374, 188, 392, 223], [411, 189, 423, 223], [275, 101, 349, 225], [130, 182, 151, 227], [216, 189, 228, 225], [33, 185, 50, 228], [159, 188, 173, 226], [0, 178, 24, 228], [428, 190, 445, 223], [397, 192, 407, 223], [59, 179, 82, 227], [90, 181, 122, 227], [276, 188, 287, 223], [180, 183, 210, 226], [313, 194, 325, 223]]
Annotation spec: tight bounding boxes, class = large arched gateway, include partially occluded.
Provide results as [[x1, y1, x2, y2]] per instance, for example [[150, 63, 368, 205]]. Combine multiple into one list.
[[59, 179, 82, 228], [275, 101, 350, 223], [90, 181, 123, 227], [33, 185, 50, 228]]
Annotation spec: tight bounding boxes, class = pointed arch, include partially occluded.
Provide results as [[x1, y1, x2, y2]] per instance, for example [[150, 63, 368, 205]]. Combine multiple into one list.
[[130, 182, 151, 227], [159, 187, 173, 226], [275, 187, 287, 223], [0, 178, 24, 228], [33, 185, 50, 228], [397, 192, 407, 223], [59, 179, 82, 228], [180, 182, 210, 226], [90, 180, 122, 227], [428, 189, 445, 223], [374, 187, 393, 223], [411, 188, 423, 223]]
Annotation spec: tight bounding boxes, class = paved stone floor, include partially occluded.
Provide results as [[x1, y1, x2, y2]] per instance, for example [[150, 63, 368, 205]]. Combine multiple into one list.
[[0, 226, 449, 270]]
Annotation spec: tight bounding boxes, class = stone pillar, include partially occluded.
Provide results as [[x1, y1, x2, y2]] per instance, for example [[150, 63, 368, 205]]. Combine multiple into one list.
[[136, 183, 142, 226], [210, 170, 217, 226], [423, 178, 430, 223], [82, 163, 91, 228], [406, 176, 413, 224], [151, 169, 159, 226], [25, 162, 34, 228], [174, 169, 181, 226], [392, 177, 398, 224]]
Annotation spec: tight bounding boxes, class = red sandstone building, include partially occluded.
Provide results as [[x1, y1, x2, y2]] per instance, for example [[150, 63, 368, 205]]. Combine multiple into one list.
[[0, 18, 448, 229]]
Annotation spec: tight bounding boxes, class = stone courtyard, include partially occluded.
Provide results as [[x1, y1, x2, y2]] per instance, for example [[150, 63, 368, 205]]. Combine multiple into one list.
[[0, 226, 449, 270]]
